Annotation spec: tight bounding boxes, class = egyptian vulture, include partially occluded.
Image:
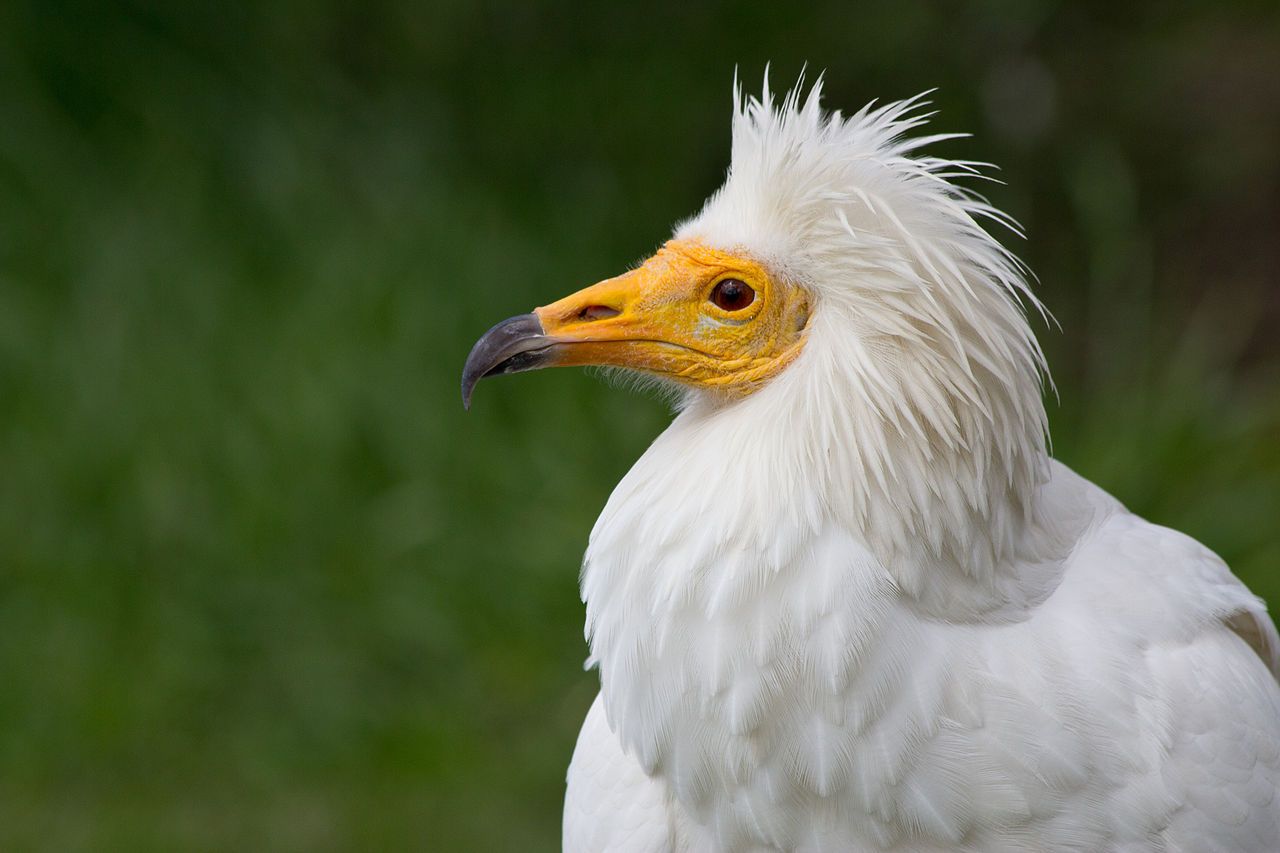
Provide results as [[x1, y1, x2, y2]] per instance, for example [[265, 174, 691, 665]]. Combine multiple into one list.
[[461, 78, 1280, 852]]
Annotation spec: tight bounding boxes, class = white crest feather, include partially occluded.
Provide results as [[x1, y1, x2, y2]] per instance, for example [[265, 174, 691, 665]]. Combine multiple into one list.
[[675, 75, 1050, 592]]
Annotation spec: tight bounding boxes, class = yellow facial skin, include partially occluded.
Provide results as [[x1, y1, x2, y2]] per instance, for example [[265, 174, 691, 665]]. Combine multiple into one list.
[[534, 240, 811, 395]]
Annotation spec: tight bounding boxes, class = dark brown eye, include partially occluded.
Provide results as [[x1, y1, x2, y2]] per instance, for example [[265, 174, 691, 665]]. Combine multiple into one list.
[[709, 278, 755, 312]]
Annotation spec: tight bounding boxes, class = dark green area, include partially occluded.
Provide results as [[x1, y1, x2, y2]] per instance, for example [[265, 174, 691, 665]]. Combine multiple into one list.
[[0, 1, 1277, 849]]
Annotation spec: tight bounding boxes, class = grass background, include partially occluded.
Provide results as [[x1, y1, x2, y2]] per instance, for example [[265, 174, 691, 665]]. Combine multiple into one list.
[[0, 0, 1277, 849]]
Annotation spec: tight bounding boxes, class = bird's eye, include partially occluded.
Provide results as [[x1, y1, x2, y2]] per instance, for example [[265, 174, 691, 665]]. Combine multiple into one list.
[[709, 279, 755, 312]]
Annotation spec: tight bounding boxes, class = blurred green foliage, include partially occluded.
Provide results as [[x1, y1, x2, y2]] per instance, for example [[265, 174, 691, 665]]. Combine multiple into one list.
[[0, 0, 1277, 849]]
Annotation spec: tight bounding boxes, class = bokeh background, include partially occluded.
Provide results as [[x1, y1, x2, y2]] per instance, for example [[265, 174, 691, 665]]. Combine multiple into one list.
[[2, 0, 1278, 849]]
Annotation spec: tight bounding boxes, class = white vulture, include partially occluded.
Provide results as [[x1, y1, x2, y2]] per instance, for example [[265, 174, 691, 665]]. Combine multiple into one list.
[[461, 77, 1280, 852]]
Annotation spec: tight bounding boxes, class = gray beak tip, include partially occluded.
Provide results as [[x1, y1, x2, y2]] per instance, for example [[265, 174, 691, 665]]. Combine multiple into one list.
[[460, 313, 552, 410]]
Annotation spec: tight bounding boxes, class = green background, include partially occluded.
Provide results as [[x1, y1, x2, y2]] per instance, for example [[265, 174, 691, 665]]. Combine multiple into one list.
[[2, 0, 1277, 849]]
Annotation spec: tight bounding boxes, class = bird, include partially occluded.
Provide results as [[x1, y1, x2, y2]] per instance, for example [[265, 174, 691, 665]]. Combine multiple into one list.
[[461, 76, 1280, 852]]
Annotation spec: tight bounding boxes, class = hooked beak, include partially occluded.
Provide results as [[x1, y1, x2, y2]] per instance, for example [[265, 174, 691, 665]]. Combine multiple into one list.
[[460, 313, 554, 409], [460, 264, 655, 409]]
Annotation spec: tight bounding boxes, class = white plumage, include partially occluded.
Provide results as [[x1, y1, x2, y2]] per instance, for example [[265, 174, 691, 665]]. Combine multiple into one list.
[[493, 77, 1280, 851]]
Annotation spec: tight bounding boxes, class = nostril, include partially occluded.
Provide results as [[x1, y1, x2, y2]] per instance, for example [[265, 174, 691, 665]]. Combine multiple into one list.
[[578, 305, 621, 322]]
